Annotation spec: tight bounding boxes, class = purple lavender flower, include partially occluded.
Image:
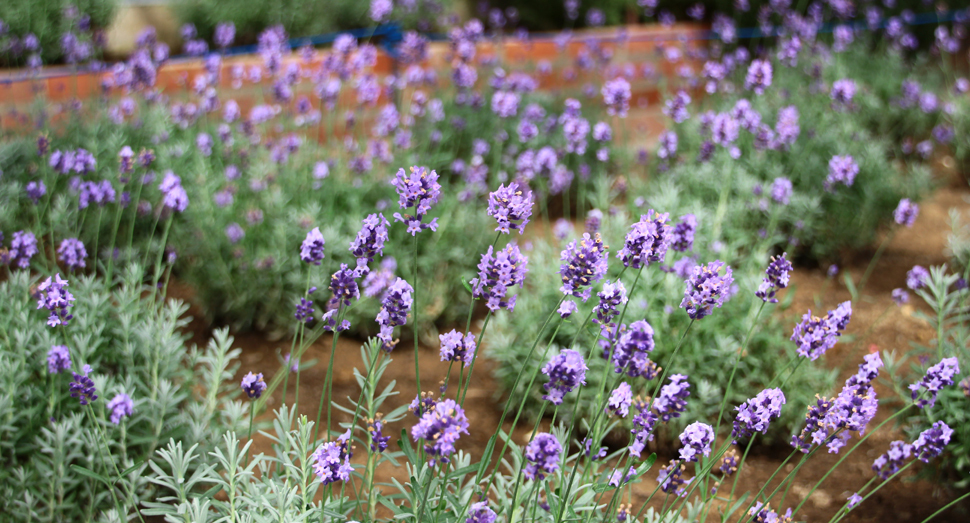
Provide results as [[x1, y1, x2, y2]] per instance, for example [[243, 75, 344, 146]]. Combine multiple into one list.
[[732, 388, 786, 443], [606, 382, 633, 417], [593, 280, 628, 328], [657, 131, 678, 163], [653, 374, 690, 422], [376, 278, 413, 352], [913, 421, 954, 462], [720, 449, 740, 476], [678, 422, 714, 462], [215, 22, 235, 48], [295, 292, 315, 324], [57, 238, 87, 271], [748, 503, 791, 523], [6, 231, 38, 269], [791, 301, 852, 361], [26, 181, 46, 204], [47, 345, 72, 374], [602, 78, 631, 117], [892, 288, 909, 306], [241, 372, 266, 399], [658, 460, 692, 497], [36, 274, 75, 327], [791, 376, 878, 454], [585, 209, 603, 234], [906, 265, 929, 290], [909, 357, 960, 409], [466, 502, 497, 523], [770, 177, 793, 205], [411, 398, 469, 467], [825, 155, 859, 192], [848, 492, 863, 509], [439, 329, 476, 367], [69, 366, 97, 405], [680, 261, 734, 320], [630, 398, 658, 457], [775, 106, 800, 148], [663, 90, 691, 123], [225, 223, 245, 245], [491, 91, 520, 118], [392, 166, 441, 235], [311, 430, 353, 484], [79, 180, 117, 209], [349, 213, 390, 274], [756, 253, 792, 303], [559, 233, 609, 302], [612, 320, 659, 379], [592, 122, 612, 142], [618, 211, 670, 269], [159, 172, 188, 212], [831, 79, 857, 110], [744, 59, 772, 95], [107, 393, 134, 424], [558, 299, 577, 318], [542, 349, 587, 405], [300, 227, 326, 265], [872, 440, 913, 480], [488, 183, 534, 234], [893, 199, 919, 227], [669, 214, 696, 253], [524, 432, 562, 480], [322, 264, 360, 332], [471, 243, 528, 312]]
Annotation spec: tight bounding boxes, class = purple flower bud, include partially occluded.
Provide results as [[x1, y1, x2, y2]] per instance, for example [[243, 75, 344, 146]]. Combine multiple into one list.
[[107, 393, 134, 424], [311, 430, 353, 484], [893, 198, 919, 227], [909, 357, 960, 409], [47, 345, 72, 374], [240, 372, 266, 399], [541, 349, 587, 405], [300, 227, 326, 265]]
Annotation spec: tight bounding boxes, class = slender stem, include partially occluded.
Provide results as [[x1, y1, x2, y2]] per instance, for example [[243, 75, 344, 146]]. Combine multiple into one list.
[[858, 228, 896, 293], [714, 302, 767, 437], [918, 489, 970, 523], [245, 405, 255, 465], [317, 308, 344, 444], [413, 234, 422, 400]]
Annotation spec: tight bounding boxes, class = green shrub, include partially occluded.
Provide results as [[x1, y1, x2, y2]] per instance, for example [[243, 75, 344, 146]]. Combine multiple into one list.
[[0, 0, 116, 65]]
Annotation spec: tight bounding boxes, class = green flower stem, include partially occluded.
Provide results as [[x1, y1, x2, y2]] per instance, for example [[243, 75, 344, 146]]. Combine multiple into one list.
[[917, 488, 970, 523], [790, 404, 914, 518], [149, 216, 173, 306], [316, 306, 346, 444], [731, 446, 802, 523], [857, 228, 897, 293], [713, 301, 768, 439], [506, 400, 549, 517], [722, 434, 758, 523], [458, 311, 492, 405], [413, 233, 422, 403], [104, 190, 127, 285], [245, 404, 255, 465], [828, 460, 917, 523]]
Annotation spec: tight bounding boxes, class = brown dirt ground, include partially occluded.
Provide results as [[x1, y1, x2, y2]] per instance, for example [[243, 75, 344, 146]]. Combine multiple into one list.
[[172, 169, 970, 522]]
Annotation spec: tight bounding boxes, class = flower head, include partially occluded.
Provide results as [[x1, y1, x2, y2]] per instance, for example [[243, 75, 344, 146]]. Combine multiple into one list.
[[825, 155, 859, 192], [606, 382, 633, 418], [542, 349, 587, 405], [618, 211, 671, 268], [36, 274, 76, 327], [57, 238, 87, 271], [745, 59, 772, 95], [47, 345, 72, 374], [894, 199, 919, 227], [70, 365, 98, 405], [311, 430, 353, 484], [872, 440, 913, 480], [909, 357, 960, 409], [669, 214, 696, 253], [913, 421, 953, 462], [653, 374, 690, 422], [487, 183, 534, 234], [471, 243, 528, 312], [892, 288, 909, 306], [602, 78, 631, 117], [466, 502, 497, 523], [240, 372, 266, 399], [906, 265, 929, 290], [349, 214, 390, 274], [411, 398, 469, 466], [791, 301, 852, 361], [6, 231, 38, 269], [748, 503, 792, 523], [107, 393, 134, 424], [612, 320, 659, 379], [680, 261, 734, 320], [756, 253, 792, 303], [376, 278, 413, 352], [678, 422, 714, 462], [439, 330, 476, 367], [658, 460, 692, 497], [392, 166, 441, 235], [732, 388, 786, 443], [301, 227, 326, 265], [524, 432, 562, 480], [560, 233, 609, 302]]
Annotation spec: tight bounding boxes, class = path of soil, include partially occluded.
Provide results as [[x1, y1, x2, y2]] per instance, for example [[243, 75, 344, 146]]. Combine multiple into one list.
[[173, 170, 970, 522]]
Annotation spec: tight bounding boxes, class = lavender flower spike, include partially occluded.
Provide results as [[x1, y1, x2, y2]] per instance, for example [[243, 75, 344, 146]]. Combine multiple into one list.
[[617, 210, 671, 269], [487, 182, 534, 234], [301, 227, 326, 265], [349, 213, 390, 275], [732, 388, 786, 443], [411, 398, 469, 467], [69, 365, 98, 406], [47, 345, 72, 374], [909, 357, 960, 409], [107, 393, 134, 424], [439, 329, 476, 367], [680, 261, 734, 320], [791, 301, 852, 361], [893, 198, 919, 227], [241, 372, 267, 399], [392, 165, 442, 235], [376, 277, 413, 352], [36, 274, 76, 327], [524, 432, 562, 480], [755, 253, 792, 303], [559, 233, 609, 302], [541, 349, 588, 405], [311, 430, 354, 484], [913, 421, 953, 462], [470, 243, 528, 312], [678, 422, 714, 463]]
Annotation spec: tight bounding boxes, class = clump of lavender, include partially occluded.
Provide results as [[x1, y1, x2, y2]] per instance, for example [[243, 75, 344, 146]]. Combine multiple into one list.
[[906, 265, 929, 290], [824, 155, 859, 192], [617, 210, 671, 269], [159, 171, 188, 212], [376, 278, 413, 352], [606, 382, 633, 417], [241, 372, 266, 399], [653, 374, 690, 422], [300, 227, 326, 265], [57, 238, 87, 271], [524, 432, 562, 481], [470, 243, 528, 312], [107, 393, 134, 424], [311, 430, 353, 484], [411, 398, 469, 466], [755, 253, 792, 303], [732, 388, 786, 443], [913, 421, 954, 462], [69, 365, 97, 405], [791, 301, 852, 361], [36, 274, 76, 327], [487, 182, 534, 234], [541, 349, 588, 405], [612, 320, 659, 379], [559, 233, 609, 302], [872, 440, 913, 480], [658, 460, 691, 497], [680, 261, 734, 320], [744, 59, 772, 95], [392, 166, 441, 235], [792, 361, 879, 454], [439, 329, 476, 367], [349, 213, 390, 275], [678, 422, 714, 462], [909, 357, 960, 409], [601, 77, 631, 117], [47, 345, 72, 374], [669, 214, 696, 253], [893, 199, 919, 228]]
